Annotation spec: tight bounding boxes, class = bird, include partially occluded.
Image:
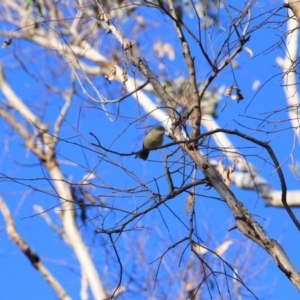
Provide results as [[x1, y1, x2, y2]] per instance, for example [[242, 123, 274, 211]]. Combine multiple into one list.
[[136, 125, 165, 160]]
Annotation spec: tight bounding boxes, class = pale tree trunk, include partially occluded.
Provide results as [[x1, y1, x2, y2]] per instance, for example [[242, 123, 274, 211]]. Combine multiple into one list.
[[0, 64, 107, 299]]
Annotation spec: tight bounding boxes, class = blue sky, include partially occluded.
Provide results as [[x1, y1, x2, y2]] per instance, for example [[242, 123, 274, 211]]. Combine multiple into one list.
[[0, 0, 299, 299]]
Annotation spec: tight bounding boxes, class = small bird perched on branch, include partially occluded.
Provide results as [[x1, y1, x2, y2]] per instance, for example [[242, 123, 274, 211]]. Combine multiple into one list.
[[136, 125, 165, 160]]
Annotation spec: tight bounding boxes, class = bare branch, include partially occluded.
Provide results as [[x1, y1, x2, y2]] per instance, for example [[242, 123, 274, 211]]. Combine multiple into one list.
[[167, 0, 201, 142], [0, 196, 71, 300]]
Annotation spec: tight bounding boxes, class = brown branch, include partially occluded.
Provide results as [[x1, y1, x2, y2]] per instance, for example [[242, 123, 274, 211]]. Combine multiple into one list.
[[96, 5, 300, 290], [167, 0, 201, 143], [201, 128, 300, 232], [198, 1, 253, 101], [185, 144, 300, 290]]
